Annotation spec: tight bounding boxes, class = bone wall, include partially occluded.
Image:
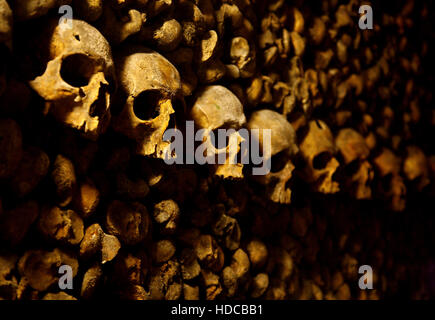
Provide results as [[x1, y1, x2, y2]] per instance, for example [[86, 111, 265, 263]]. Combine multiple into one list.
[[0, 0, 434, 300]]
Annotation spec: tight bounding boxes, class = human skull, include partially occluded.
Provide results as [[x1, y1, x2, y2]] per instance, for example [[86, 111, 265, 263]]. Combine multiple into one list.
[[247, 109, 298, 204], [190, 85, 246, 179], [335, 128, 373, 199], [373, 148, 406, 211], [30, 19, 115, 140], [112, 46, 183, 158], [299, 120, 340, 194], [403, 145, 430, 191]]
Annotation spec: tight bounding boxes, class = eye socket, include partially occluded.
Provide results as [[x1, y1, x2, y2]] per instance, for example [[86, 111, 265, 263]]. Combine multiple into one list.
[[60, 54, 97, 87], [133, 90, 164, 121], [312, 151, 332, 170], [210, 129, 231, 149], [345, 159, 360, 176], [270, 150, 289, 173]]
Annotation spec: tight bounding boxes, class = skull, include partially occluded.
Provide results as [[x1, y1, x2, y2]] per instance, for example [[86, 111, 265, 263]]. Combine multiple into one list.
[[403, 145, 430, 191], [373, 148, 406, 211], [190, 85, 246, 179], [299, 120, 340, 194], [112, 46, 183, 158], [246, 109, 298, 204], [30, 19, 115, 140], [335, 128, 373, 199]]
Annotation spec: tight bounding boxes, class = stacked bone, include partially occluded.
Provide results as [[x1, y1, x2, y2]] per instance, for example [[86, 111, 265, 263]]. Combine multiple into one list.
[[0, 0, 434, 300]]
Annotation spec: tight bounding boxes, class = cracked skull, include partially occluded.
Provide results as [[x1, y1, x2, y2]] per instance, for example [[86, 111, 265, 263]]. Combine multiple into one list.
[[247, 109, 298, 204], [300, 120, 340, 194], [112, 46, 183, 158], [190, 85, 246, 179], [30, 19, 115, 140]]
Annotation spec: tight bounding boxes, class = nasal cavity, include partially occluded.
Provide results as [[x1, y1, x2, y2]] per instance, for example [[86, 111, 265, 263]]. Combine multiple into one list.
[[89, 85, 108, 118], [270, 150, 289, 173], [312, 151, 332, 170], [133, 90, 164, 121]]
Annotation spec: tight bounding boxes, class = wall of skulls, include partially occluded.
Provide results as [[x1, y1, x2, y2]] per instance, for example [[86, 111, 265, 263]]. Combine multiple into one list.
[[0, 0, 434, 300]]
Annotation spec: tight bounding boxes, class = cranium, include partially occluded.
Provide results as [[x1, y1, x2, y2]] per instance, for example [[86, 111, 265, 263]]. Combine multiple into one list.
[[246, 109, 298, 204], [190, 85, 246, 179], [335, 128, 373, 199], [403, 145, 430, 191], [373, 148, 406, 211], [299, 120, 340, 194], [112, 46, 183, 158], [30, 19, 115, 140]]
